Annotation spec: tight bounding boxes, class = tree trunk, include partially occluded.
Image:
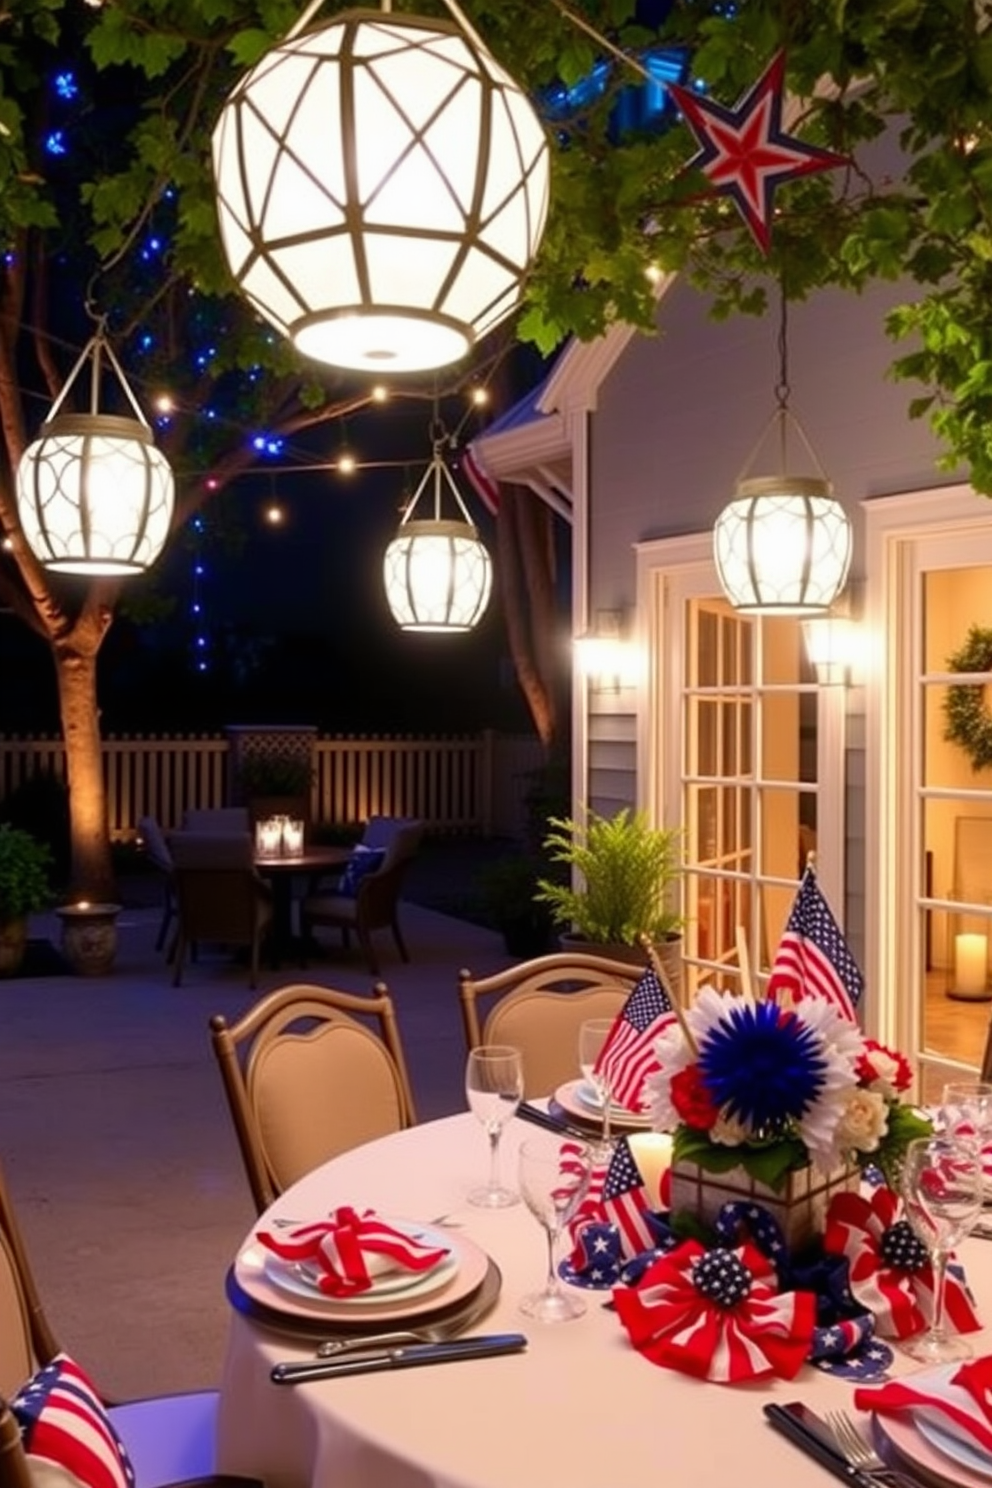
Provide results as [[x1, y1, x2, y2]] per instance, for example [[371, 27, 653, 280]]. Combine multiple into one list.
[[497, 483, 566, 749], [54, 631, 115, 903]]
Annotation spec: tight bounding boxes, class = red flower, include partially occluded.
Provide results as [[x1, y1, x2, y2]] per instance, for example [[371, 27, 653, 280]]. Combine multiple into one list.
[[855, 1040, 913, 1092], [670, 1065, 721, 1129]]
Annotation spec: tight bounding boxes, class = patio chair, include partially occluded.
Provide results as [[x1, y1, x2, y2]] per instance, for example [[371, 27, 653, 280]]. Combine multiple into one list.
[[300, 820, 424, 975], [169, 832, 273, 988], [458, 951, 643, 1098], [209, 982, 417, 1214], [180, 807, 251, 834], [136, 814, 175, 955], [0, 1150, 259, 1488]]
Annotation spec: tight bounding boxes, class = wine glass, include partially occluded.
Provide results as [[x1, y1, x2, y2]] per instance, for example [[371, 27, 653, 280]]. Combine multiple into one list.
[[465, 1045, 524, 1208], [518, 1135, 592, 1322], [940, 1079, 992, 1158], [900, 1134, 984, 1363], [578, 1017, 616, 1156]]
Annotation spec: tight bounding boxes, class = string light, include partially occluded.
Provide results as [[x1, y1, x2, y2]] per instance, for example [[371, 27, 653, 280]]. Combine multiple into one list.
[[188, 514, 210, 675]]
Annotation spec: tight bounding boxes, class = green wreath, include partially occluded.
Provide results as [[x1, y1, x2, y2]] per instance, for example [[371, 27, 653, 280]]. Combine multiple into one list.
[[943, 625, 992, 771]]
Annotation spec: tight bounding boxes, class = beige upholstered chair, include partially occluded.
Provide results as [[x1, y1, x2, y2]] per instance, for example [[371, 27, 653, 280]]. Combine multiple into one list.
[[0, 1152, 253, 1488], [300, 820, 424, 975], [209, 982, 417, 1214], [458, 951, 644, 1099], [169, 832, 273, 988]]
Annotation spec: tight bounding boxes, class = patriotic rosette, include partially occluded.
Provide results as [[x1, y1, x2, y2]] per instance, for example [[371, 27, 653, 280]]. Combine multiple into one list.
[[256, 1206, 449, 1297], [823, 1185, 980, 1339], [612, 1237, 816, 1383]]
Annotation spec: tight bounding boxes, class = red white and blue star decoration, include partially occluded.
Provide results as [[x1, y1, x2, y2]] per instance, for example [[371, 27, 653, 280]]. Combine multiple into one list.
[[667, 51, 848, 254]]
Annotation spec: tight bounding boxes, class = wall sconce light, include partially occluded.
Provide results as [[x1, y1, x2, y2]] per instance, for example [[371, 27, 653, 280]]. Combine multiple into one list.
[[801, 615, 859, 685], [574, 610, 637, 691]]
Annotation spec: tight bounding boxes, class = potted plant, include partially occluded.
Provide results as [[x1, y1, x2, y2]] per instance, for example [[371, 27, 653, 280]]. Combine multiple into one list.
[[535, 807, 685, 993], [0, 823, 53, 977], [479, 856, 554, 957], [237, 754, 315, 831]]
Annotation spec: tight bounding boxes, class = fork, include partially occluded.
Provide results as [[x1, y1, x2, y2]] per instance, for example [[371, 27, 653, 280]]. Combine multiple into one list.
[[826, 1410, 919, 1488]]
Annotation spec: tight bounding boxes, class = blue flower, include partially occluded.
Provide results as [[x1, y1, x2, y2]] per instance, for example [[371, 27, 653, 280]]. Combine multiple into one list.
[[698, 1001, 827, 1134]]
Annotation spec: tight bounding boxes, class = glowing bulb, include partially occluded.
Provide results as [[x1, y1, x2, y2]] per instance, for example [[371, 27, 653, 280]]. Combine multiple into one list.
[[337, 453, 357, 476], [471, 387, 489, 406], [154, 394, 174, 414], [371, 385, 388, 403], [264, 504, 284, 525]]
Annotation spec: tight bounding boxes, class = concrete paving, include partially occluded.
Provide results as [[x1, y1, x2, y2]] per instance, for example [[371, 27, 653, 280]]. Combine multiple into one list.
[[0, 878, 515, 1400]]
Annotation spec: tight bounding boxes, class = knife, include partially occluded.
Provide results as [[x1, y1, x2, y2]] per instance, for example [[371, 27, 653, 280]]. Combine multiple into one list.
[[271, 1333, 527, 1383], [764, 1402, 876, 1488]]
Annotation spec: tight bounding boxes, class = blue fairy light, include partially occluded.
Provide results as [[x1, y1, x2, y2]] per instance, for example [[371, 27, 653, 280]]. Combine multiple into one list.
[[54, 72, 78, 101], [697, 1001, 828, 1133], [44, 131, 67, 157], [251, 433, 285, 457]]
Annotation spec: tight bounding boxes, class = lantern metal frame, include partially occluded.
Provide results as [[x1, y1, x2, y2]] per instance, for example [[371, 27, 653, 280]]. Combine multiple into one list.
[[211, 0, 550, 373], [713, 291, 852, 616], [383, 428, 493, 633], [15, 322, 174, 577]]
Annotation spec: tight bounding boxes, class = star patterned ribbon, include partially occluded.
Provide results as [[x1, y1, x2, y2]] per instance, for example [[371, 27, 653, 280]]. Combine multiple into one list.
[[667, 51, 848, 254], [823, 1186, 980, 1339], [256, 1206, 449, 1297], [613, 1238, 816, 1383]]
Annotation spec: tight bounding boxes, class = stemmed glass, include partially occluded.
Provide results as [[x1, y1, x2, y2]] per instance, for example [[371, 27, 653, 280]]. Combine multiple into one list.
[[940, 1080, 992, 1171], [465, 1045, 524, 1208], [578, 1017, 616, 1157], [900, 1134, 984, 1363], [518, 1135, 592, 1322]]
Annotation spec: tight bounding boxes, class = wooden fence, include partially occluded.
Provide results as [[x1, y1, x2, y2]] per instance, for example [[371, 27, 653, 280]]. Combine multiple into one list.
[[0, 730, 547, 841]]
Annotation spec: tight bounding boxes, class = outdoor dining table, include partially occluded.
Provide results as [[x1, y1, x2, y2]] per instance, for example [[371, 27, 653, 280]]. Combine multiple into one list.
[[215, 1112, 992, 1488], [253, 843, 351, 959]]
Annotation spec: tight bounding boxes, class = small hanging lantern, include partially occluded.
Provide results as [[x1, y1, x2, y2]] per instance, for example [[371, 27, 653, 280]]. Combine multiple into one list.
[[16, 322, 174, 576], [383, 431, 492, 632], [713, 290, 851, 615], [211, 2, 550, 373]]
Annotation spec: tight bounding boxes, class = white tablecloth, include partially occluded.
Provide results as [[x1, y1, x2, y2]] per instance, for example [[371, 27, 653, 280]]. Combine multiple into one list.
[[216, 1114, 992, 1488]]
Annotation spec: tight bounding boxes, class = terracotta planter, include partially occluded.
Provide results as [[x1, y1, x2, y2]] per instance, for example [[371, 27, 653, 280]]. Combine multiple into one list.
[[56, 903, 121, 977], [0, 918, 27, 978], [669, 1156, 859, 1252]]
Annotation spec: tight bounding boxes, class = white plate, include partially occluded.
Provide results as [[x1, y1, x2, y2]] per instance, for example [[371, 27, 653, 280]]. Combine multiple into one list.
[[575, 1079, 645, 1118], [263, 1223, 457, 1308], [916, 1416, 992, 1480], [554, 1079, 652, 1129]]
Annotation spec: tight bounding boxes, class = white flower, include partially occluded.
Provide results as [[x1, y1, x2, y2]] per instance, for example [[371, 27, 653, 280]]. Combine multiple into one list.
[[645, 1025, 693, 1132], [834, 1087, 889, 1154], [858, 1047, 901, 1098], [784, 997, 865, 1170]]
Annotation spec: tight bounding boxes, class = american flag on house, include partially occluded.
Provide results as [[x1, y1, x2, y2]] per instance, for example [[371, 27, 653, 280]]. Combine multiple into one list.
[[766, 865, 864, 1020]]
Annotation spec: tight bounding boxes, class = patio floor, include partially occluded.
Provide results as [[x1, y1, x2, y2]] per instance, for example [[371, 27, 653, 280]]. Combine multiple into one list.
[[0, 854, 517, 1401]]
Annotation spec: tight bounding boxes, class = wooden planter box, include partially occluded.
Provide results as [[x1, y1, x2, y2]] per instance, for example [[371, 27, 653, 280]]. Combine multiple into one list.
[[669, 1155, 859, 1252]]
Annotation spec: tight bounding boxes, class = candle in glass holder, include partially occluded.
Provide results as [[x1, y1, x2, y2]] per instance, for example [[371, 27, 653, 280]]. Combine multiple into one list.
[[255, 817, 283, 859], [281, 818, 304, 857], [954, 932, 988, 996], [627, 1132, 673, 1211]]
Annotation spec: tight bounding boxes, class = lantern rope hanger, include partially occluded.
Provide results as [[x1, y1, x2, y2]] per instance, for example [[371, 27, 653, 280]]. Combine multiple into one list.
[[382, 403, 493, 632], [712, 280, 852, 615]]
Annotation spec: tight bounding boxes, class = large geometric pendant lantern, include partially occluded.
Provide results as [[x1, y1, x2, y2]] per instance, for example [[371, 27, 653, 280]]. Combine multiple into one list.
[[16, 325, 174, 577], [383, 437, 492, 632], [713, 291, 852, 616], [211, 3, 551, 374]]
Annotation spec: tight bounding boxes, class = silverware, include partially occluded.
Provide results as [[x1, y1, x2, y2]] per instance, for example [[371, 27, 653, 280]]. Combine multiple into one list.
[[315, 1253, 502, 1357], [516, 1102, 600, 1143], [271, 1333, 527, 1383], [826, 1410, 922, 1488], [764, 1402, 876, 1488]]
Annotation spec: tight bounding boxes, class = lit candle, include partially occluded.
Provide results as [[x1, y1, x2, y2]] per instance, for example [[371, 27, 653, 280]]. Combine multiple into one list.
[[954, 933, 988, 996], [255, 817, 283, 859], [281, 818, 304, 857], [627, 1132, 673, 1211]]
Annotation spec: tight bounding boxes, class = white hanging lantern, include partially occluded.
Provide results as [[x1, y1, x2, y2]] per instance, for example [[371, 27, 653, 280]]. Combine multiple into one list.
[[713, 293, 851, 616], [16, 325, 174, 576], [211, 2, 550, 374], [383, 440, 492, 632]]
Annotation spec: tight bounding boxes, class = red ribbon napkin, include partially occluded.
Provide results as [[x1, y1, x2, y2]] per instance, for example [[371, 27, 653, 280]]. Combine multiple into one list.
[[823, 1186, 980, 1340], [256, 1206, 450, 1297], [854, 1356, 992, 1456], [613, 1238, 816, 1383]]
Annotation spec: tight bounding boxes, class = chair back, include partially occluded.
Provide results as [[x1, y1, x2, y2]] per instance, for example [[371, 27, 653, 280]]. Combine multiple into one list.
[[209, 983, 417, 1214], [169, 832, 267, 943], [350, 822, 424, 934], [361, 817, 422, 852], [181, 807, 250, 834], [459, 952, 644, 1098], [136, 815, 173, 874], [0, 1158, 59, 1401]]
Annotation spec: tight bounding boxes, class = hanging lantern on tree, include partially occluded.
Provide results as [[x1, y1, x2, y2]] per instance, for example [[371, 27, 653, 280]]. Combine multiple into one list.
[[211, 1, 550, 373], [16, 321, 174, 576]]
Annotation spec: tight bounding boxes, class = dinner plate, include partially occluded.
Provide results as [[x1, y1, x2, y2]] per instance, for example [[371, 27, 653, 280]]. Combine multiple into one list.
[[876, 1412, 992, 1488], [263, 1224, 457, 1307], [233, 1222, 489, 1325], [554, 1078, 652, 1130], [917, 1416, 992, 1480]]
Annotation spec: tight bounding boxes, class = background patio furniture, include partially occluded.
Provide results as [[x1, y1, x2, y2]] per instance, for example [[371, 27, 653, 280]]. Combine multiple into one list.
[[169, 832, 273, 989], [300, 820, 425, 975]]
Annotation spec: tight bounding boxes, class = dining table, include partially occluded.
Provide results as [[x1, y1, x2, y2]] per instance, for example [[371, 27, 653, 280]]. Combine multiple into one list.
[[253, 844, 351, 960], [215, 1112, 992, 1488]]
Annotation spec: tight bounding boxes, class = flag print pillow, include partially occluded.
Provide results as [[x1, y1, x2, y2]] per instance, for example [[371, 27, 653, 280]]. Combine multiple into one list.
[[11, 1354, 135, 1488]]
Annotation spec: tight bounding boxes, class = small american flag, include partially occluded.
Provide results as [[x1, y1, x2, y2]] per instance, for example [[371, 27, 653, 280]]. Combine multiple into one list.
[[766, 867, 863, 1020], [602, 1136, 655, 1257], [593, 966, 676, 1111]]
